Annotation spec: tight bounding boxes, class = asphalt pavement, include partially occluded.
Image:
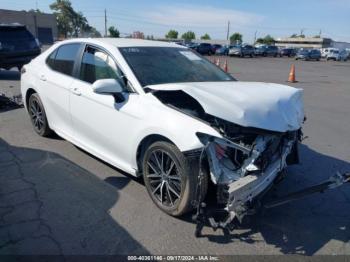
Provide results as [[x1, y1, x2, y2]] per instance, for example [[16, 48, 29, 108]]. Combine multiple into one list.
[[0, 57, 349, 256]]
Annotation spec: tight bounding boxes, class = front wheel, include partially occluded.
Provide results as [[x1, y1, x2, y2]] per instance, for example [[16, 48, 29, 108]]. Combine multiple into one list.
[[142, 141, 200, 216], [28, 93, 52, 137]]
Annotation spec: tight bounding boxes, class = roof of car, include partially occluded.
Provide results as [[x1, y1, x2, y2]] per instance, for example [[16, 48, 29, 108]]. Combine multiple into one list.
[[60, 38, 185, 48]]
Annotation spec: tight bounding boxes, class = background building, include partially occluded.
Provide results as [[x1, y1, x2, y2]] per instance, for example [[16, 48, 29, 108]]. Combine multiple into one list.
[[275, 37, 350, 50], [275, 37, 332, 49], [132, 31, 145, 39], [0, 9, 57, 44]]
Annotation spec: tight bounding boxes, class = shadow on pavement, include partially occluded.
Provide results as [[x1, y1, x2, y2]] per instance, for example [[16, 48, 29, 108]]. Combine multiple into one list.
[[0, 138, 149, 255], [190, 144, 350, 255]]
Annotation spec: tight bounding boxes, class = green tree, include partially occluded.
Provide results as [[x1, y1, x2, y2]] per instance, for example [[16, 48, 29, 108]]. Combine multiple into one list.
[[50, 0, 74, 37], [200, 33, 211, 40], [230, 32, 242, 44], [108, 26, 120, 37], [181, 31, 196, 40], [262, 34, 275, 45], [165, 30, 178, 39], [256, 38, 264, 44], [28, 8, 42, 13], [50, 0, 99, 38], [290, 33, 298, 38], [255, 35, 275, 45]]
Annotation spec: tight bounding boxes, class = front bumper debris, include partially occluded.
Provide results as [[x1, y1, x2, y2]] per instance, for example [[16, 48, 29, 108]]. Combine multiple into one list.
[[193, 170, 350, 237], [193, 131, 350, 236]]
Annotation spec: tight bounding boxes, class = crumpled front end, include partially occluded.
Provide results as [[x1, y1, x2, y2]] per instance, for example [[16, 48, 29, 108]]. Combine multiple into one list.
[[197, 126, 301, 219]]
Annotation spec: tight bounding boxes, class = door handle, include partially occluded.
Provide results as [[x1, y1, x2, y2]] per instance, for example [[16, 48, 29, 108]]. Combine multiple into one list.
[[71, 87, 81, 96], [39, 74, 46, 81]]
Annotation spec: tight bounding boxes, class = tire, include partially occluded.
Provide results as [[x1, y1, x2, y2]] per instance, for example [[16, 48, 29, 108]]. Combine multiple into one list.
[[142, 141, 202, 216], [28, 93, 53, 137]]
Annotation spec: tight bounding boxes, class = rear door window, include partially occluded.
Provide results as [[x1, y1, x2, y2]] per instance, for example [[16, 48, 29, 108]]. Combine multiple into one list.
[[47, 44, 81, 76]]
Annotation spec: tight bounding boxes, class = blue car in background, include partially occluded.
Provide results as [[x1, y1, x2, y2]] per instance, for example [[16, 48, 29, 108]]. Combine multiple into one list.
[[215, 45, 229, 55], [295, 49, 321, 61]]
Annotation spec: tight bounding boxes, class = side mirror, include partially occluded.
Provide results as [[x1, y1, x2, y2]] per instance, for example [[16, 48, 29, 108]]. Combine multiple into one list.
[[92, 78, 123, 94]]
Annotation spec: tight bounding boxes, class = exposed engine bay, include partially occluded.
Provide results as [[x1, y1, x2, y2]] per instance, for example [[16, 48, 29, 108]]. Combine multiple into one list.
[[152, 89, 301, 224]]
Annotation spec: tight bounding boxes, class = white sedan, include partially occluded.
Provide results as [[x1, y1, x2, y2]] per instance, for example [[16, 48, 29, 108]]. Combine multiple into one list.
[[21, 38, 304, 219]]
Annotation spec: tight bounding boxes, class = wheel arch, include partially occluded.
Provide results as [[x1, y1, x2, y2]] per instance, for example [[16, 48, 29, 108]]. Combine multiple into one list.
[[135, 134, 176, 176], [25, 88, 37, 110]]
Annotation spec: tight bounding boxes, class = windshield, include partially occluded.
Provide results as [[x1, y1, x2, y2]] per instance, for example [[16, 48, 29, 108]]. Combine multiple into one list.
[[119, 47, 235, 87]]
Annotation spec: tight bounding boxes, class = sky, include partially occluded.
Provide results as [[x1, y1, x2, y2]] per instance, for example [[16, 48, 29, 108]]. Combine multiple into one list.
[[1, 0, 350, 42]]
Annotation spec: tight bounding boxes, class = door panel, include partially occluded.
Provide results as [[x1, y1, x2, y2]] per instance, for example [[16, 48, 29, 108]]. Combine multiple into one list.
[[40, 68, 74, 136], [69, 45, 141, 173], [40, 43, 81, 137], [70, 80, 141, 173]]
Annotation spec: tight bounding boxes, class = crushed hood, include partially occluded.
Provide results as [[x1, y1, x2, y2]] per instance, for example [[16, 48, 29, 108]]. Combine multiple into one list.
[[148, 81, 304, 132]]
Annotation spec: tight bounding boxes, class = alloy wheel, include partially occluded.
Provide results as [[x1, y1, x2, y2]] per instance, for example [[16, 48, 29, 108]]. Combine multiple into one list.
[[146, 149, 182, 208], [30, 99, 44, 132]]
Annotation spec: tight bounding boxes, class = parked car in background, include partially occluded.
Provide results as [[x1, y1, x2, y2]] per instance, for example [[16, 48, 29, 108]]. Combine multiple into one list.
[[326, 49, 348, 61], [228, 44, 255, 57], [0, 24, 41, 70], [263, 46, 279, 57], [254, 45, 267, 56], [211, 44, 222, 54], [195, 43, 213, 55], [321, 48, 337, 58], [215, 45, 229, 55], [186, 43, 198, 50], [279, 48, 296, 57], [295, 49, 321, 61]]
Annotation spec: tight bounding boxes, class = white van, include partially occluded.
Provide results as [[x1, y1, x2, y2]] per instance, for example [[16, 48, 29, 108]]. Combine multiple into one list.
[[321, 48, 338, 58]]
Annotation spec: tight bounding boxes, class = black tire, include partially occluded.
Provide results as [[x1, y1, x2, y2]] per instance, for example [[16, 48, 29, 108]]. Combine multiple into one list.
[[142, 141, 203, 216], [28, 93, 53, 137]]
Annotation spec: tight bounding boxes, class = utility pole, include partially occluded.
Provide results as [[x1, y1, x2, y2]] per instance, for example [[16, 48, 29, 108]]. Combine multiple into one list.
[[226, 21, 230, 41], [300, 28, 304, 36], [319, 29, 322, 37], [104, 9, 107, 37], [254, 30, 257, 44]]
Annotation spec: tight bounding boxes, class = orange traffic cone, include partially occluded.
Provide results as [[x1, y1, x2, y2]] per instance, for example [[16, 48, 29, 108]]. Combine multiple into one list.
[[223, 59, 228, 72], [216, 58, 220, 67], [288, 64, 297, 83]]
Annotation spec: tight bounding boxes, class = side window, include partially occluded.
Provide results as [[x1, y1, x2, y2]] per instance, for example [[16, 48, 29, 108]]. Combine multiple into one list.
[[46, 49, 57, 69], [79, 46, 125, 86], [52, 44, 81, 76]]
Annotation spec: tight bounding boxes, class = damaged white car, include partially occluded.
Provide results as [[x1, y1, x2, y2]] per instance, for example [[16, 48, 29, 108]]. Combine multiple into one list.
[[21, 39, 304, 223]]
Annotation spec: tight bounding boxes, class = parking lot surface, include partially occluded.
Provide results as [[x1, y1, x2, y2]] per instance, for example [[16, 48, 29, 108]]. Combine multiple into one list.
[[0, 57, 350, 255]]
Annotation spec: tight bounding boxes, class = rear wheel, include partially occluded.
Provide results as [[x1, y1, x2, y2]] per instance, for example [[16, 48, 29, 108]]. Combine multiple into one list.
[[142, 141, 200, 216], [28, 93, 52, 137]]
